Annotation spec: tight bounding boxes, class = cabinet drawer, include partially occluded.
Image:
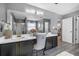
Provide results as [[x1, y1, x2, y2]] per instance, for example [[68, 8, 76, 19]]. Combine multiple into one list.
[[20, 40, 33, 47]]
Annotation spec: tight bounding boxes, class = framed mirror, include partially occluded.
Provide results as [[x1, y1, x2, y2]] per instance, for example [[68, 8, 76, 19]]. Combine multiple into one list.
[[11, 13, 27, 35]]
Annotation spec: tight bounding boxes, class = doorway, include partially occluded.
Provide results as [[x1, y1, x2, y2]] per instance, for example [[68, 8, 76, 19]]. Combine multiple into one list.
[[62, 16, 79, 44]]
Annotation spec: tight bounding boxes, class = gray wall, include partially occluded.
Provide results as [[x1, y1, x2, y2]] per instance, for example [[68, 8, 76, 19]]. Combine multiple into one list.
[[6, 3, 62, 31], [0, 3, 7, 36], [0, 3, 6, 22], [0, 3, 62, 32]]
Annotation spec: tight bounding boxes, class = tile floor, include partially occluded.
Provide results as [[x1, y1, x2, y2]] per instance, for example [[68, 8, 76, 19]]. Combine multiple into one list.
[[33, 42, 79, 56]]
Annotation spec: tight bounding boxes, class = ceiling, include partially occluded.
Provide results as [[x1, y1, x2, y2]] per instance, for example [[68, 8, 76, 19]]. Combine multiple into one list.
[[28, 3, 79, 15]]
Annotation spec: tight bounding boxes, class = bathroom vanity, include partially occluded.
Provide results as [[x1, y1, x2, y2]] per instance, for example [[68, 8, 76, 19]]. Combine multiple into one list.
[[0, 33, 57, 56]]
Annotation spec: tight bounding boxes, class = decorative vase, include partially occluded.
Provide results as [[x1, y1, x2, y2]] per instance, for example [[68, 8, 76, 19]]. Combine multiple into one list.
[[4, 30, 12, 39], [16, 23, 22, 37], [16, 32, 21, 37]]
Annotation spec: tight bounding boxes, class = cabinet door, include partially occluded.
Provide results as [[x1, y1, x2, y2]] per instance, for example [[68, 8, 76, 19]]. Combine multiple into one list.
[[19, 40, 33, 56], [0, 40, 34, 56], [1, 43, 15, 56], [12, 40, 33, 56], [52, 36, 57, 48], [45, 36, 57, 50], [45, 37, 53, 50]]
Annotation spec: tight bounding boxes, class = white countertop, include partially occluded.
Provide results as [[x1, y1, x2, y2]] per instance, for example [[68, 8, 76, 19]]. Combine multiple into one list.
[[0, 33, 57, 44]]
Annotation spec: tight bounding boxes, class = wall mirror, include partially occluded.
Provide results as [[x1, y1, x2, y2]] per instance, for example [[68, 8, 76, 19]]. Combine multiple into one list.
[[7, 10, 51, 35], [43, 19, 50, 33], [11, 13, 27, 35], [26, 20, 43, 33]]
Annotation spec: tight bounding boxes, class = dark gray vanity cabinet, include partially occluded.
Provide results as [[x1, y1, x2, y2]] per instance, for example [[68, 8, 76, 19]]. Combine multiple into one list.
[[52, 36, 57, 48], [0, 40, 34, 56], [0, 36, 57, 56], [18, 40, 34, 56], [45, 36, 57, 50], [0, 43, 15, 56]]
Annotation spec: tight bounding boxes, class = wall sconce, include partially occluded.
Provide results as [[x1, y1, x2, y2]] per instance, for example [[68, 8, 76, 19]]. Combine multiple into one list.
[[52, 26, 55, 30], [57, 20, 61, 28], [52, 26, 57, 30], [57, 23, 61, 27]]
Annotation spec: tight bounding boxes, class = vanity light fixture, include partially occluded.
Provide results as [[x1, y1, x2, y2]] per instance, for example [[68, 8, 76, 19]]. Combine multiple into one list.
[[26, 9, 35, 14], [25, 9, 44, 15], [36, 11, 44, 15]]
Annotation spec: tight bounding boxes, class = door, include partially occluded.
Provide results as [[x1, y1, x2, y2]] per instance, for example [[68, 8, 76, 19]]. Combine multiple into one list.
[[75, 16, 79, 44], [72, 16, 79, 44], [73, 16, 78, 44], [62, 17, 73, 43]]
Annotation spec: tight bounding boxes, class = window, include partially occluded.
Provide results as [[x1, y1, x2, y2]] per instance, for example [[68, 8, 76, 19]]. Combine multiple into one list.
[[27, 21, 36, 32]]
